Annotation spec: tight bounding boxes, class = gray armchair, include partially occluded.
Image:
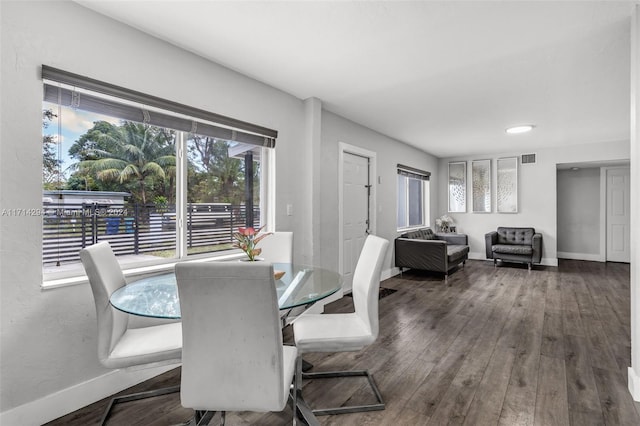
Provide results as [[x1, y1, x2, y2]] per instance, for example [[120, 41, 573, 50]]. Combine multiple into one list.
[[485, 227, 542, 270]]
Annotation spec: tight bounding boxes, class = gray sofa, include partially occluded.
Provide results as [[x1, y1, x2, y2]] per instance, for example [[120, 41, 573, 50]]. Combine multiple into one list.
[[485, 227, 542, 270], [395, 228, 469, 280]]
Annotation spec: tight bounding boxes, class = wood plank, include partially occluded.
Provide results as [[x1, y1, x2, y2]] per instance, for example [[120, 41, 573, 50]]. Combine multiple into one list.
[[498, 274, 547, 426], [563, 335, 605, 421], [463, 347, 517, 426], [540, 311, 565, 359], [534, 354, 570, 426], [593, 366, 640, 426]]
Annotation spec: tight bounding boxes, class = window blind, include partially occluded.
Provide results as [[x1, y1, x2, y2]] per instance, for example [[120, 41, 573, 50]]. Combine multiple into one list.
[[397, 164, 430, 180], [42, 65, 277, 148]]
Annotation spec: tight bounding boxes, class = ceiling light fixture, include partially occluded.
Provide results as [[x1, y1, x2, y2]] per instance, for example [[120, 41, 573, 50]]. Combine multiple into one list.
[[506, 124, 535, 134]]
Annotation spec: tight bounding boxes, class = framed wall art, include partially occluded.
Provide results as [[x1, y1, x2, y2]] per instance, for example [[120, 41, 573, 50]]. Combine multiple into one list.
[[497, 157, 518, 213], [472, 159, 491, 213], [448, 161, 466, 213]]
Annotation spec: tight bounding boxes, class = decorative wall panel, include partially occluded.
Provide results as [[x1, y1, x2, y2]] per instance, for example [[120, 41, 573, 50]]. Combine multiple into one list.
[[448, 162, 466, 213], [497, 157, 518, 213], [472, 159, 491, 213]]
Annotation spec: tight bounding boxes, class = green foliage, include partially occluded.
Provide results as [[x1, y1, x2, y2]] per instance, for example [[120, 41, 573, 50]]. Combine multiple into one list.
[[63, 120, 259, 209], [186, 135, 259, 205], [70, 121, 176, 204], [42, 109, 64, 188]]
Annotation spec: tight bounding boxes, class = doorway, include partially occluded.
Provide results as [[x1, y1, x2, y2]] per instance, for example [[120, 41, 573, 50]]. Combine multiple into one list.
[[556, 162, 630, 263], [338, 143, 376, 292]]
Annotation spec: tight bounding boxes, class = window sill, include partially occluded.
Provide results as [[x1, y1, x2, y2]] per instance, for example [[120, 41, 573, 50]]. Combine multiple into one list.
[[42, 252, 246, 290], [397, 225, 428, 233]]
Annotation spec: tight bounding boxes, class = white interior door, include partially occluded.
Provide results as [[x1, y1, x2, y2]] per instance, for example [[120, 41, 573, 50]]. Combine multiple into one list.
[[342, 152, 370, 292], [606, 168, 630, 262]]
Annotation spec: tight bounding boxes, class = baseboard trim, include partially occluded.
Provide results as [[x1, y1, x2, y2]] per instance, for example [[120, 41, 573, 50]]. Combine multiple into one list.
[[468, 252, 486, 261], [0, 363, 179, 426], [557, 251, 604, 262], [381, 267, 397, 281], [629, 367, 640, 401]]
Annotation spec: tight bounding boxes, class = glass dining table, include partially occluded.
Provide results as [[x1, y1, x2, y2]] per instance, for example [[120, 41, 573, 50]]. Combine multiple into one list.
[[109, 262, 341, 426], [110, 262, 343, 319]]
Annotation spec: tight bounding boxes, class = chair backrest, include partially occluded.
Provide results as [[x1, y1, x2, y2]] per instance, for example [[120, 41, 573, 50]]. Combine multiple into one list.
[[79, 242, 129, 366], [497, 227, 535, 245], [258, 231, 293, 263], [176, 261, 286, 412], [352, 235, 390, 340]]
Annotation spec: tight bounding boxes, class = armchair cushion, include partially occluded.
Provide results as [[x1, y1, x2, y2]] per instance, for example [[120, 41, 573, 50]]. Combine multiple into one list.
[[492, 244, 534, 256]]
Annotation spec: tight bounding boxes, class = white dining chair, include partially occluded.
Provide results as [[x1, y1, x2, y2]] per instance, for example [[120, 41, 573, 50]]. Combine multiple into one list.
[[79, 242, 182, 425], [258, 231, 305, 325], [292, 234, 390, 415], [258, 231, 294, 263], [175, 261, 300, 425]]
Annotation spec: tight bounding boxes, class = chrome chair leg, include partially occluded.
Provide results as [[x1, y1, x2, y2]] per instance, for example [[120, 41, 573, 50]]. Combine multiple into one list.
[[301, 369, 385, 415], [191, 410, 216, 426], [100, 385, 180, 425]]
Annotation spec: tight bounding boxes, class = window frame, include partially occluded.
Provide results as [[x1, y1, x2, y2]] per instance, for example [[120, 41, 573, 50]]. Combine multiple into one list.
[[396, 165, 430, 232], [41, 68, 276, 286]]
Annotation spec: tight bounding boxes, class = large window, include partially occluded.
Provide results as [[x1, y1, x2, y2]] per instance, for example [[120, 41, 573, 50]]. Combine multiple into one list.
[[397, 165, 430, 230], [42, 66, 275, 278]]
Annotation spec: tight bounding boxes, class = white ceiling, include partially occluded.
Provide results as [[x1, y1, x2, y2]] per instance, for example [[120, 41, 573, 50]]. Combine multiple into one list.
[[75, 1, 635, 158]]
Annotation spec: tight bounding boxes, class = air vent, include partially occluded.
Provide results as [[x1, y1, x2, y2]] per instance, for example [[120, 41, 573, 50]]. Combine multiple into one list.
[[521, 153, 536, 164]]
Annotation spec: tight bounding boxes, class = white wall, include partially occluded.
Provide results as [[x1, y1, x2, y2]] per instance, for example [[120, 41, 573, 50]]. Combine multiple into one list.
[[557, 167, 601, 259], [319, 111, 439, 274], [628, 3, 640, 402], [438, 141, 629, 266], [0, 1, 312, 422]]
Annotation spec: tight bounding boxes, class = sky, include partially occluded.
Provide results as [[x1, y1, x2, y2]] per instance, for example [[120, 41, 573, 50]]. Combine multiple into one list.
[[43, 101, 119, 178]]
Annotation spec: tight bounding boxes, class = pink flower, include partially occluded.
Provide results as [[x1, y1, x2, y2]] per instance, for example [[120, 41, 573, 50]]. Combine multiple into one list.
[[238, 227, 256, 236], [233, 225, 270, 261]]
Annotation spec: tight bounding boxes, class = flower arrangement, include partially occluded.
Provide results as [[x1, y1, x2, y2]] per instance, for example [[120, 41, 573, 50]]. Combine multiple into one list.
[[233, 226, 271, 261], [435, 215, 455, 233]]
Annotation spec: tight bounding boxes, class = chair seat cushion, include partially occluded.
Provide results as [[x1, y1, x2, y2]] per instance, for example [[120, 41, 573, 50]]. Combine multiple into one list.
[[293, 313, 375, 353], [447, 245, 469, 263], [492, 244, 533, 256], [106, 322, 182, 369]]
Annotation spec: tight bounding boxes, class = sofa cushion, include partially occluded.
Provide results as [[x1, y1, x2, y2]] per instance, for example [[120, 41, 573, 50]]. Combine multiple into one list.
[[402, 228, 436, 240], [497, 227, 535, 245], [447, 244, 469, 263], [492, 244, 533, 256]]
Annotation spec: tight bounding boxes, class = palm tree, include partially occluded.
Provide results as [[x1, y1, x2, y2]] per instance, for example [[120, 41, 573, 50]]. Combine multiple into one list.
[[79, 122, 176, 204]]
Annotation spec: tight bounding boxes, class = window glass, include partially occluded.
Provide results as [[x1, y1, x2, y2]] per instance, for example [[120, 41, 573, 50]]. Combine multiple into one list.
[[407, 178, 423, 226], [185, 135, 262, 256], [397, 170, 429, 230], [42, 99, 269, 277]]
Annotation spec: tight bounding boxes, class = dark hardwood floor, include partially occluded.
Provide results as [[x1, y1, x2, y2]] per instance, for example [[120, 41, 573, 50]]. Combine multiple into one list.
[[46, 259, 640, 426]]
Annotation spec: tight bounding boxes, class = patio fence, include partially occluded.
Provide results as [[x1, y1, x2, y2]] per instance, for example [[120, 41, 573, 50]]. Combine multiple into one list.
[[42, 202, 259, 266]]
